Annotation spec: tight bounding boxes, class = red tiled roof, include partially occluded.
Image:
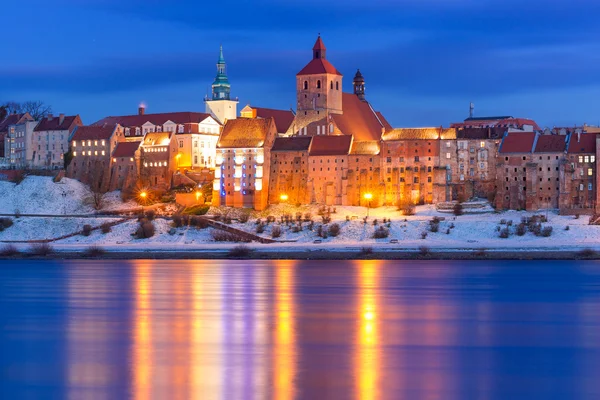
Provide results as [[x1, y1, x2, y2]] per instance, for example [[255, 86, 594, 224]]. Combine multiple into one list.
[[383, 127, 456, 141], [217, 118, 275, 148], [567, 132, 597, 154], [375, 112, 393, 132], [112, 141, 141, 158], [309, 135, 352, 156], [143, 131, 173, 146], [93, 112, 215, 128], [71, 125, 117, 141], [297, 58, 342, 76], [350, 140, 380, 155], [254, 107, 295, 134], [331, 93, 388, 141], [533, 135, 567, 153], [452, 117, 540, 131], [34, 115, 80, 132], [499, 132, 536, 153], [0, 113, 32, 133], [272, 137, 312, 152], [313, 36, 326, 51]]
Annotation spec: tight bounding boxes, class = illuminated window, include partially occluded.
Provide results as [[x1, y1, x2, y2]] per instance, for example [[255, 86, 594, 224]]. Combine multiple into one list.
[[592, 156, 596, 163], [579, 156, 584, 163], [480, 141, 485, 148], [588, 168, 593, 176], [585, 156, 590, 163], [101, 140, 105, 146], [101, 151, 105, 156], [72, 141, 76, 147], [73, 151, 77, 156]]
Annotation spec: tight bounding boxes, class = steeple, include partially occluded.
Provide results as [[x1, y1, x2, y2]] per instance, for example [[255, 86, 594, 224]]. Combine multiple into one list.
[[313, 34, 326, 60], [353, 69, 365, 101], [212, 45, 231, 100]]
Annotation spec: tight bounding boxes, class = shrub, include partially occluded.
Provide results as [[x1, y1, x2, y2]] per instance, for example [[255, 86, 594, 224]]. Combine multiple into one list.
[[449, 223, 455, 229], [419, 246, 430, 256], [292, 225, 302, 233], [500, 219, 507, 225], [474, 248, 487, 257], [359, 246, 374, 256], [172, 214, 183, 228], [83, 245, 106, 258], [575, 214, 580, 220], [82, 224, 92, 237], [304, 213, 312, 222], [328, 223, 341, 237], [446, 228, 451, 234], [30, 243, 53, 256], [0, 218, 14, 229], [529, 223, 542, 236], [499, 227, 510, 239], [271, 225, 282, 238], [565, 225, 570, 231], [428, 221, 439, 233], [346, 215, 350, 222], [453, 203, 464, 216], [267, 215, 276, 223], [256, 223, 265, 234], [0, 244, 20, 257], [145, 210, 156, 221], [317, 225, 323, 237], [507, 220, 513, 227], [421, 231, 428, 239], [541, 226, 553, 237], [100, 222, 112, 234], [135, 220, 155, 239], [372, 219, 378, 226], [322, 214, 332, 224], [398, 199, 416, 216], [14, 209, 21, 219], [373, 226, 389, 239], [577, 248, 598, 259], [228, 245, 252, 258], [308, 221, 314, 231], [211, 230, 248, 242], [516, 223, 527, 236]]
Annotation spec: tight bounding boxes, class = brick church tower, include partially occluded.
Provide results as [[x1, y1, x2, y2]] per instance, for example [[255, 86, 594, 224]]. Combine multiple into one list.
[[296, 36, 343, 120]]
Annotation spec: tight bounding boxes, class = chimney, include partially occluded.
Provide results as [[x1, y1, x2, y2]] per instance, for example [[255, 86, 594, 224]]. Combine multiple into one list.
[[59, 113, 65, 125], [47, 114, 53, 121], [577, 132, 581, 143], [138, 105, 145, 115]]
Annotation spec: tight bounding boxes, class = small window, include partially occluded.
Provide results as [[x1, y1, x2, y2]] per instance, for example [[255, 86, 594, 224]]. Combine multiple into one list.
[[330, 81, 333, 89], [588, 168, 593, 176], [589, 183, 593, 191], [303, 81, 308, 90], [317, 80, 321, 89], [336, 81, 339, 90]]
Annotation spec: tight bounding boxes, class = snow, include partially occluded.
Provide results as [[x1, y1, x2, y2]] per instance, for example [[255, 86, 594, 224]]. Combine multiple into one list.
[[0, 217, 121, 241]]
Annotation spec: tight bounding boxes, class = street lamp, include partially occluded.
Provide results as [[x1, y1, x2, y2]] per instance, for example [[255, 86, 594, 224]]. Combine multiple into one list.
[[195, 190, 201, 203], [280, 194, 289, 203], [140, 191, 147, 213], [364, 192, 373, 218]]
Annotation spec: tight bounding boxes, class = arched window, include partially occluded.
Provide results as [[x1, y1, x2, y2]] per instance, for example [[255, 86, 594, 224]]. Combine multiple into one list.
[[317, 80, 321, 89], [336, 81, 339, 90], [303, 81, 308, 90], [330, 81, 333, 89]]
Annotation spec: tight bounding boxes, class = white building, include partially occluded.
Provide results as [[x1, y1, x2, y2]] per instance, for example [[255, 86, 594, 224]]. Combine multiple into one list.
[[32, 114, 82, 169]]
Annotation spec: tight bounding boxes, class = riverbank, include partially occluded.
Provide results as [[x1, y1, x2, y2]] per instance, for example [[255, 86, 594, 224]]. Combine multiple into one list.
[[2, 243, 599, 260]]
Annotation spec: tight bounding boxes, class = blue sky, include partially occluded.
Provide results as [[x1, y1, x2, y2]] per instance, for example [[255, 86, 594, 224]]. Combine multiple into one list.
[[2, 0, 600, 128]]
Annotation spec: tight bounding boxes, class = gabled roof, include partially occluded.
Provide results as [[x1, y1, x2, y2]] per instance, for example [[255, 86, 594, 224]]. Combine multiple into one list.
[[313, 36, 326, 51], [272, 137, 312, 152], [499, 132, 537, 153], [297, 59, 342, 76], [332, 93, 389, 141], [0, 113, 33, 133], [217, 118, 274, 148], [382, 127, 456, 141], [142, 131, 172, 146], [567, 132, 597, 154], [533, 135, 567, 153], [375, 112, 393, 132], [34, 115, 80, 132], [350, 140, 380, 155], [93, 112, 215, 128], [112, 141, 141, 158], [71, 125, 117, 142], [309, 135, 352, 156], [254, 107, 295, 134]]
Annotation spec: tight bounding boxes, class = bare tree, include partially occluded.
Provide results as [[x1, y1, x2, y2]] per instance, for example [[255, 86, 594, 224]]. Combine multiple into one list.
[[21, 101, 52, 120], [0, 106, 6, 121], [2, 101, 22, 115]]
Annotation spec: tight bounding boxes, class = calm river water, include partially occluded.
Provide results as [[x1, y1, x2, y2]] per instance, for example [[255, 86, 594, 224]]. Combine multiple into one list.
[[1, 260, 600, 399]]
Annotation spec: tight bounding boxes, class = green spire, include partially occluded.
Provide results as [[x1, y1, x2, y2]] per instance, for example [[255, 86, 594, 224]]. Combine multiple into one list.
[[212, 45, 230, 100]]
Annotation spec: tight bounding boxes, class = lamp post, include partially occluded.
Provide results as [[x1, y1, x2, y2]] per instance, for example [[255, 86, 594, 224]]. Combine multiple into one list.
[[364, 192, 373, 219], [140, 191, 147, 213], [280, 194, 289, 203]]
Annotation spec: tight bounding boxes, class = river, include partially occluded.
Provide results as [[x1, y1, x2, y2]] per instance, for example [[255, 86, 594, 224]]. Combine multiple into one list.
[[1, 260, 600, 399]]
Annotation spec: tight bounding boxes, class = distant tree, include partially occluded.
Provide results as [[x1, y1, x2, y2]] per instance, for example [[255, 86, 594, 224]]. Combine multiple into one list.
[[21, 101, 52, 120], [0, 105, 7, 121], [2, 101, 22, 115]]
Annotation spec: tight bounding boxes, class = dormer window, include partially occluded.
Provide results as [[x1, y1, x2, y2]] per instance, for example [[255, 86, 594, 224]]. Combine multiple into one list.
[[178, 124, 184, 133], [136, 127, 141, 135], [125, 128, 130, 136]]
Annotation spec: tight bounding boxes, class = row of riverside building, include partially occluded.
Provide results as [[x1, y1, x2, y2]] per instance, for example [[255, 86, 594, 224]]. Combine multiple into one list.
[[1, 37, 599, 214]]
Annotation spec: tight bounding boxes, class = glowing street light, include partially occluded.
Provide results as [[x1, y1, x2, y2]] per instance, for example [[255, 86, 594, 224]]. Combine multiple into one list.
[[280, 194, 289, 202], [364, 192, 373, 218], [139, 190, 148, 213], [195, 190, 201, 203]]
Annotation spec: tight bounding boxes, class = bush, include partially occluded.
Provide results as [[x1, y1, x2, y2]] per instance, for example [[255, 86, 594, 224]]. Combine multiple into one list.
[[575, 214, 580, 220], [453, 203, 464, 216], [83, 245, 106, 258], [372, 219, 378, 226], [30, 243, 53, 256], [184, 205, 210, 215], [271, 225, 282, 238], [359, 246, 374, 256], [82, 224, 92, 237], [398, 199, 416, 216], [516, 223, 527, 236], [421, 231, 428, 239], [0, 218, 14, 229], [322, 214, 332, 224], [500, 219, 507, 225], [135, 220, 155, 239], [172, 214, 183, 228], [507, 220, 513, 227], [346, 215, 350, 222], [541, 226, 553, 237], [211, 230, 248, 242], [373, 226, 389, 239], [577, 248, 598, 259], [256, 223, 265, 234], [529, 222, 542, 236], [144, 210, 156, 221], [446, 228, 451, 234], [303, 213, 312, 222], [238, 213, 250, 223], [499, 227, 510, 238], [0, 244, 20, 257], [428, 221, 439, 233], [449, 223, 455, 229], [100, 222, 112, 234], [328, 223, 341, 237], [292, 225, 302, 233], [419, 246, 430, 256], [565, 225, 570, 231], [228, 245, 252, 258]]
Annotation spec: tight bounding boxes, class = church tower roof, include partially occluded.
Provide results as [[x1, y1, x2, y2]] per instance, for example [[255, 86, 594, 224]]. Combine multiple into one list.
[[297, 35, 341, 76], [212, 45, 231, 100]]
